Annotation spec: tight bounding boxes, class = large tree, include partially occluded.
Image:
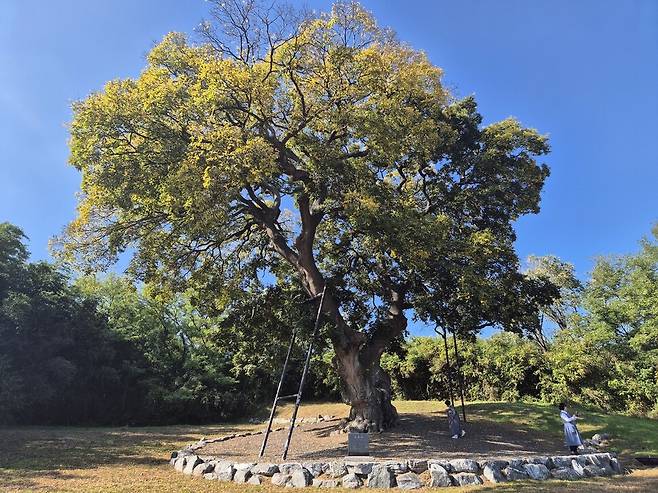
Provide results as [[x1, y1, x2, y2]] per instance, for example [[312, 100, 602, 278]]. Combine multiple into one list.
[[57, 1, 550, 430]]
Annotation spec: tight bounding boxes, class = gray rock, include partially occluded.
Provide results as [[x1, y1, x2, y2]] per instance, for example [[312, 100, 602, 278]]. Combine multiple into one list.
[[347, 462, 374, 476], [551, 467, 580, 480], [592, 433, 610, 441], [588, 454, 615, 476], [342, 473, 364, 489], [592, 453, 614, 473], [247, 475, 264, 485], [271, 473, 292, 486], [504, 466, 529, 481], [233, 468, 252, 483], [406, 459, 428, 474], [523, 463, 550, 480], [571, 460, 587, 478], [508, 458, 527, 469], [302, 462, 325, 478], [347, 417, 369, 433], [313, 479, 340, 488], [451, 473, 484, 486], [428, 459, 452, 473], [192, 461, 214, 477], [572, 455, 589, 467], [584, 465, 607, 477], [289, 469, 313, 488], [396, 472, 422, 490], [610, 458, 623, 474], [428, 466, 451, 487], [280, 463, 304, 475], [174, 456, 187, 472], [367, 464, 395, 488], [214, 461, 236, 481], [482, 464, 505, 483], [551, 456, 574, 469], [527, 456, 552, 468], [234, 462, 256, 471], [384, 461, 408, 474], [480, 459, 508, 470], [449, 458, 479, 474], [183, 455, 204, 475], [203, 472, 219, 480], [251, 463, 279, 476], [587, 454, 604, 467], [328, 461, 348, 478]]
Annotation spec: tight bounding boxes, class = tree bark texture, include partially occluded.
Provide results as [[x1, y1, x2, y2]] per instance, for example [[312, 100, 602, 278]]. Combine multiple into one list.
[[334, 344, 399, 431]]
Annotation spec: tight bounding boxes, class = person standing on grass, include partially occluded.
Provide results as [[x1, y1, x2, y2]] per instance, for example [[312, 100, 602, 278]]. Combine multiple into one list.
[[445, 400, 466, 439], [559, 402, 583, 454]]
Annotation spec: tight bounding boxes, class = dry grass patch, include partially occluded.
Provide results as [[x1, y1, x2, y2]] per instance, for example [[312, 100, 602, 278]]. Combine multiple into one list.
[[1, 401, 657, 492]]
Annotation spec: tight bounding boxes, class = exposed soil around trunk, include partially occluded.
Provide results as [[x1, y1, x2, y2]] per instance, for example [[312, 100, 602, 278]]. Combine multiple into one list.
[[198, 409, 565, 461]]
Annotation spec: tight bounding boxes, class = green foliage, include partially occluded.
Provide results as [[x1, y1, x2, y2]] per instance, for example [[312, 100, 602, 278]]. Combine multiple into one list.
[[381, 337, 445, 399], [0, 222, 337, 425], [466, 332, 546, 401], [524, 255, 582, 349], [543, 226, 658, 416], [0, 223, 151, 424], [385, 226, 658, 418], [384, 333, 546, 403]]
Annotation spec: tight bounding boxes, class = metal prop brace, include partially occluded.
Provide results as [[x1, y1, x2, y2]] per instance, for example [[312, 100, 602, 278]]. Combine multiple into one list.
[[281, 285, 327, 459], [434, 325, 455, 406], [451, 330, 467, 423], [258, 326, 298, 458]]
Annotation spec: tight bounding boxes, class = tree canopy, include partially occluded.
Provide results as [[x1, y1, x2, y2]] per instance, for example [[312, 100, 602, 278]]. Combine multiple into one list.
[[57, 1, 552, 429]]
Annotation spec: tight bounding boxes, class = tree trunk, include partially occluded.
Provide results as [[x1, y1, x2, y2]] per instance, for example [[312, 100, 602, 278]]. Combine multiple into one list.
[[258, 201, 403, 432], [333, 344, 398, 432]]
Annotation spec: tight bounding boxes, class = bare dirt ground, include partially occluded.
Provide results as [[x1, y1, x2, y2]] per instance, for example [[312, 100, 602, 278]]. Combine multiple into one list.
[[200, 409, 565, 462]]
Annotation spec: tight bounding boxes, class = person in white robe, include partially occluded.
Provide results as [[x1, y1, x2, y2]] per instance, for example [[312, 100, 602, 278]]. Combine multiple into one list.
[[559, 402, 583, 454]]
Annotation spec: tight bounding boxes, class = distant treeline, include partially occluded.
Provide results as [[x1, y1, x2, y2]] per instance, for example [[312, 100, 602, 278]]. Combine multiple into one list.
[[385, 227, 658, 418], [1, 221, 656, 425], [0, 222, 338, 425]]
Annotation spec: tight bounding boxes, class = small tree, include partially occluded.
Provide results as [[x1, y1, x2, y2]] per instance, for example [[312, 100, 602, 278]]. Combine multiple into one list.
[[524, 255, 581, 350], [57, 1, 550, 430]]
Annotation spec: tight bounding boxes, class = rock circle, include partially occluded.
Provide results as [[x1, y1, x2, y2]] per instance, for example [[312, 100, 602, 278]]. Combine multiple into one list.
[[170, 439, 624, 489]]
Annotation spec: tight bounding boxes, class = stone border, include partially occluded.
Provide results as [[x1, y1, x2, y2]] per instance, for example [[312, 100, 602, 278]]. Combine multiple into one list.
[[170, 445, 625, 488]]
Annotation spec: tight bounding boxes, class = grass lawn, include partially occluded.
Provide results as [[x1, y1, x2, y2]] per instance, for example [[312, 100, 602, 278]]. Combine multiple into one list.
[[1, 401, 657, 492]]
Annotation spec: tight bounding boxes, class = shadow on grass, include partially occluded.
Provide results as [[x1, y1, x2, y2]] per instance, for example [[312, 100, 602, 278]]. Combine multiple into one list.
[[355, 407, 562, 460], [466, 401, 658, 457], [245, 403, 566, 461], [0, 423, 253, 473]]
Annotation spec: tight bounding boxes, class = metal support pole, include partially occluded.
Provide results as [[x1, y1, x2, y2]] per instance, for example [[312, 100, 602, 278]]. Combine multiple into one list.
[[282, 285, 327, 460], [259, 328, 298, 458], [451, 330, 467, 423], [435, 326, 455, 406]]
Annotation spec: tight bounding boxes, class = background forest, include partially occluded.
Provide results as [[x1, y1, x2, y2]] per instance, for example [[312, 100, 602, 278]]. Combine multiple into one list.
[[1, 220, 656, 425]]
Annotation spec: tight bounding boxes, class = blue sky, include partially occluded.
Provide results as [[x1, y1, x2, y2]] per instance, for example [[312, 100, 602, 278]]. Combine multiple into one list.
[[1, 1, 657, 336]]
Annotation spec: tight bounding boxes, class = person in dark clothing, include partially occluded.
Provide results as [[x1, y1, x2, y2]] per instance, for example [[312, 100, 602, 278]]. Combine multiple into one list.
[[445, 400, 465, 439]]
